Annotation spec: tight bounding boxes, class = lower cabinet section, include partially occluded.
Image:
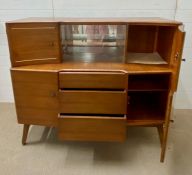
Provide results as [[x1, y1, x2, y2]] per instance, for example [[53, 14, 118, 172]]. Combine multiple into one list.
[[58, 115, 127, 142]]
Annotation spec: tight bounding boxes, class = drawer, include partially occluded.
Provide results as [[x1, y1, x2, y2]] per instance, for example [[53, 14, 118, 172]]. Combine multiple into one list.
[[58, 114, 127, 141], [59, 71, 127, 90], [59, 90, 127, 115]]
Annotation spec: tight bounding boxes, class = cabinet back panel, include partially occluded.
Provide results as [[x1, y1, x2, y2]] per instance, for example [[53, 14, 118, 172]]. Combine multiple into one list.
[[128, 74, 171, 91], [127, 25, 156, 53], [127, 91, 168, 122]]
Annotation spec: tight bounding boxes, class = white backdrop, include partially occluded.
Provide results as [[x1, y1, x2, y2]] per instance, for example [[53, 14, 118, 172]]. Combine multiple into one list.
[[0, 0, 191, 108]]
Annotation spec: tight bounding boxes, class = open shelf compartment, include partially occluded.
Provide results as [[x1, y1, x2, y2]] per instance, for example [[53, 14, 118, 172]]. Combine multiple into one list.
[[60, 24, 176, 65], [126, 25, 176, 65], [128, 73, 171, 91], [127, 91, 168, 125], [61, 24, 127, 63]]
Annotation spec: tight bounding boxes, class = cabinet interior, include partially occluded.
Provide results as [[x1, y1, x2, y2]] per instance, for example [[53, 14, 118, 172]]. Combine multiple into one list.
[[127, 91, 168, 124], [127, 73, 170, 124], [60, 24, 176, 64], [128, 73, 171, 91], [61, 24, 126, 63]]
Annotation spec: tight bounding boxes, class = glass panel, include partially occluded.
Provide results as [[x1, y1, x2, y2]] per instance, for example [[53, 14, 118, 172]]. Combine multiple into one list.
[[61, 25, 126, 63]]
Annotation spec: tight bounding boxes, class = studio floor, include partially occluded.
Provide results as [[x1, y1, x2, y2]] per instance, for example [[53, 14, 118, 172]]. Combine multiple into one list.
[[0, 103, 191, 175]]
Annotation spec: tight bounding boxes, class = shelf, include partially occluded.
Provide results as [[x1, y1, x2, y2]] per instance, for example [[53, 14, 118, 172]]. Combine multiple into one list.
[[63, 49, 168, 65], [63, 46, 125, 63], [11, 62, 172, 74], [64, 49, 168, 65], [127, 110, 164, 126], [126, 52, 167, 65]]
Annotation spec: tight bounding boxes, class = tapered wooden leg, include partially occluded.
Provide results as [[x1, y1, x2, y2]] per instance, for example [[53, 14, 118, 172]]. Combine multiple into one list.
[[22, 124, 30, 145], [160, 125, 168, 163], [157, 125, 163, 147], [160, 93, 173, 162]]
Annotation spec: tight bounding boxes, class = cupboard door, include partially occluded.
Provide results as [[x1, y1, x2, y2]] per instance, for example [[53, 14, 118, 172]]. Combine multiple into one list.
[[11, 70, 59, 126], [6, 23, 61, 66], [171, 25, 185, 91]]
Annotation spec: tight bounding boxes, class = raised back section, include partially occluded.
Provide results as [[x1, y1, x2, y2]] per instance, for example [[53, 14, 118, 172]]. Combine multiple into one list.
[[6, 18, 182, 67]]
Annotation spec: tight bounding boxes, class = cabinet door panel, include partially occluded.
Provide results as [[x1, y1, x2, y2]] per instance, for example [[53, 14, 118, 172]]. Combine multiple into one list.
[[171, 25, 185, 91], [7, 23, 61, 66], [11, 70, 59, 126]]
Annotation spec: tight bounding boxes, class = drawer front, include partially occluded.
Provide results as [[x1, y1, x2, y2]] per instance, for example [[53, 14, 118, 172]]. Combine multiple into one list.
[[59, 90, 127, 115], [59, 71, 127, 90], [58, 115, 127, 142]]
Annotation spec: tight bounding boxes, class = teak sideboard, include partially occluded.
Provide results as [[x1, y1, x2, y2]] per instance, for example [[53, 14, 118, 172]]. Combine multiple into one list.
[[6, 17, 185, 162]]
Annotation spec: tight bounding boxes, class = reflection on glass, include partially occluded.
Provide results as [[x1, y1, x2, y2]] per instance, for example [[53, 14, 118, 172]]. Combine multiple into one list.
[[61, 25, 126, 63]]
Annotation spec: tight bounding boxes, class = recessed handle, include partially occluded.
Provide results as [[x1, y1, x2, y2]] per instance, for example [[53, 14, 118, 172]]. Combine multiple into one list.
[[50, 92, 57, 97], [49, 42, 55, 47]]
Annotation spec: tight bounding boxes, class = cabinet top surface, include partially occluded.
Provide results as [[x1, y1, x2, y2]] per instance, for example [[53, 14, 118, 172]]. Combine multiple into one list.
[[6, 17, 182, 25], [11, 63, 173, 74]]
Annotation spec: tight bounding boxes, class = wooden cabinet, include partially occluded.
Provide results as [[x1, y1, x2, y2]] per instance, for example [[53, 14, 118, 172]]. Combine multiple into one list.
[[6, 17, 185, 162]]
